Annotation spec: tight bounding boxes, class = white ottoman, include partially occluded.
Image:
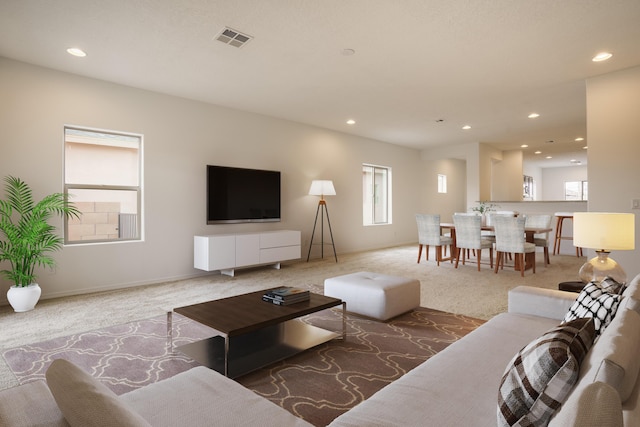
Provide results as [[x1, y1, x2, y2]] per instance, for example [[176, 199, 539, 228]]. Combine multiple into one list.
[[324, 272, 420, 321]]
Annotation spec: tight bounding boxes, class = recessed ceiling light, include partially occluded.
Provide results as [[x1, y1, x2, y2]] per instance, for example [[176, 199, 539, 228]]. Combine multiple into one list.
[[592, 52, 612, 62], [520, 144, 528, 148], [546, 156, 553, 159], [66, 48, 87, 57], [528, 113, 540, 119], [462, 125, 471, 130], [583, 146, 588, 150], [346, 119, 356, 125], [574, 137, 584, 142], [534, 151, 542, 154]]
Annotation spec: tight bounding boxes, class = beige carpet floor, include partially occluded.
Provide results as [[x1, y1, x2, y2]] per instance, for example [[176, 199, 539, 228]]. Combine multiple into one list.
[[0, 244, 585, 390]]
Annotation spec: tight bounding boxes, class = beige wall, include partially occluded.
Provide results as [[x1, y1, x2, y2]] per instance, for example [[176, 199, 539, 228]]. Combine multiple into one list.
[[418, 158, 466, 222], [491, 149, 523, 201], [0, 57, 422, 301], [586, 65, 640, 278]]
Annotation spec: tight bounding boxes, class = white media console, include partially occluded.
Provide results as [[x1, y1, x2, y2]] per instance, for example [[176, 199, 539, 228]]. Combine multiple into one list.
[[194, 230, 301, 277]]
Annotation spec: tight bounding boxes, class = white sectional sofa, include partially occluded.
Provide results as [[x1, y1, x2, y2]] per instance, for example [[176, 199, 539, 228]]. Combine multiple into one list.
[[2, 275, 640, 426], [329, 277, 640, 427]]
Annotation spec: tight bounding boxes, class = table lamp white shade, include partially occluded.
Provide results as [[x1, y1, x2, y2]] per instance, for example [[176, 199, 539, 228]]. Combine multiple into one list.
[[308, 180, 336, 198], [573, 212, 635, 284], [573, 212, 635, 251]]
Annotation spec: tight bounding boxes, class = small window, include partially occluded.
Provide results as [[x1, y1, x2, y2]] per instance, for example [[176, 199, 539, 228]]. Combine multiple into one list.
[[564, 181, 588, 201], [437, 174, 447, 193], [64, 127, 143, 244], [362, 164, 392, 225], [523, 175, 534, 199]]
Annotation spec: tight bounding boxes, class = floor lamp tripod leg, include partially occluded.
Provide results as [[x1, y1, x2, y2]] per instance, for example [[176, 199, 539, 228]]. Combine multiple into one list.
[[306, 202, 322, 262], [323, 203, 338, 262]]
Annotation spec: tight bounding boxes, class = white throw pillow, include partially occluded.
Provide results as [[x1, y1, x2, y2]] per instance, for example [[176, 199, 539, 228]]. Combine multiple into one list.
[[46, 359, 151, 427]]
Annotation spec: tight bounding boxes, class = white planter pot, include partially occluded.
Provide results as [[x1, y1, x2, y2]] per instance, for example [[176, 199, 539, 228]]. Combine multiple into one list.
[[7, 283, 41, 312]]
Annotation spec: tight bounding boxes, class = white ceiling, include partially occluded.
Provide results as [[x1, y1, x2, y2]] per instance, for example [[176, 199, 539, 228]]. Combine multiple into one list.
[[2, 1, 640, 168]]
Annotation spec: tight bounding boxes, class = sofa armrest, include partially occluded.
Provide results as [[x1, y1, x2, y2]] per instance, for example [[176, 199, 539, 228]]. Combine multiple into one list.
[[508, 286, 577, 321]]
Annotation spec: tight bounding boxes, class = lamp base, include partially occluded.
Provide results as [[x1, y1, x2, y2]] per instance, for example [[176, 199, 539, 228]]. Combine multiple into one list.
[[578, 250, 627, 284]]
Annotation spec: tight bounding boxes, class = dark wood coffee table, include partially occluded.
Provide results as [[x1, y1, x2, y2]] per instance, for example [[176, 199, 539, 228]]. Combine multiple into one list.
[[167, 289, 345, 378]]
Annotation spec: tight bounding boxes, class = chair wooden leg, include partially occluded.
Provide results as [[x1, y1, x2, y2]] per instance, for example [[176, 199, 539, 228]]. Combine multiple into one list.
[[426, 245, 430, 261], [436, 245, 441, 266], [455, 248, 461, 268], [494, 252, 501, 273], [531, 253, 536, 274], [544, 247, 550, 265], [519, 254, 525, 277], [477, 249, 482, 271], [490, 249, 493, 268], [417, 244, 423, 263]]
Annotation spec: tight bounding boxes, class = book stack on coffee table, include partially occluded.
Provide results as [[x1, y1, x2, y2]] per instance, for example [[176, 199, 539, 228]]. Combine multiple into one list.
[[262, 286, 310, 305]]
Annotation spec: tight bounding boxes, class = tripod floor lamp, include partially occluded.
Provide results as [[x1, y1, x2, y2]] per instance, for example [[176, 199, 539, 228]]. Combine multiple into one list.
[[307, 180, 337, 262]]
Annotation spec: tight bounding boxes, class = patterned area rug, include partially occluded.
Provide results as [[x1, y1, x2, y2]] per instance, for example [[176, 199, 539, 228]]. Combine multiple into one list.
[[3, 307, 483, 426]]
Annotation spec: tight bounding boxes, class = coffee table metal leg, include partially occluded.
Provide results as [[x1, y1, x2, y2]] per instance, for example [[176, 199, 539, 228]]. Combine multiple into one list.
[[224, 335, 229, 377], [166, 311, 173, 352]]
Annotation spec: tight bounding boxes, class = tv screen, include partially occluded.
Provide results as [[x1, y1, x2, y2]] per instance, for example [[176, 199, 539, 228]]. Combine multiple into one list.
[[207, 165, 281, 224]]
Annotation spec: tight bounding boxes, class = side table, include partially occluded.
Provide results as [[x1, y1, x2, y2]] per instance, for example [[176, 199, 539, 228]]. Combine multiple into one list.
[[558, 281, 585, 293]]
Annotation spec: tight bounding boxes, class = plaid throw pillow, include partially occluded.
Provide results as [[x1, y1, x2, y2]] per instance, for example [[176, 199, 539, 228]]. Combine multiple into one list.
[[497, 317, 595, 427], [563, 282, 622, 336], [599, 276, 625, 294]]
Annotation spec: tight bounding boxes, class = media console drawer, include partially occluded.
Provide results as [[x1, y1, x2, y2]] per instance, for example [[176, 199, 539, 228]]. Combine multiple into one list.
[[194, 230, 301, 276]]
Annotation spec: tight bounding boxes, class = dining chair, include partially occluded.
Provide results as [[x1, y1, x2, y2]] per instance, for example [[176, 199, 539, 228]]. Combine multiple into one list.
[[483, 211, 517, 242], [452, 214, 493, 271], [524, 214, 552, 265], [415, 214, 453, 266], [493, 216, 536, 277]]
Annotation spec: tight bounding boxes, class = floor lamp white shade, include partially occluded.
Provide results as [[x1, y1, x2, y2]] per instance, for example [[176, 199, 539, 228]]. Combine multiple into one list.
[[308, 180, 336, 198], [573, 212, 635, 284]]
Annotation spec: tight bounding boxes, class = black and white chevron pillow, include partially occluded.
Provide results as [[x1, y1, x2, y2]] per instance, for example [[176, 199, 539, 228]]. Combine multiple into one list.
[[563, 282, 622, 336]]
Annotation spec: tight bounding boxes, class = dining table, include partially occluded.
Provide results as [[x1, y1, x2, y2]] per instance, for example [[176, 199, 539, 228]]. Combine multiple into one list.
[[439, 223, 553, 270]]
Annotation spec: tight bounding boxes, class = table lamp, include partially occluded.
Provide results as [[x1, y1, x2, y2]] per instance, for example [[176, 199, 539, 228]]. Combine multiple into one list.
[[573, 212, 635, 284], [306, 180, 337, 262]]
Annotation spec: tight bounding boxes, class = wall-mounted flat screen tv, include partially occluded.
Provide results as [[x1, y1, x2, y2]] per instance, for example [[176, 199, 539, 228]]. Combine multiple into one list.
[[207, 165, 281, 224]]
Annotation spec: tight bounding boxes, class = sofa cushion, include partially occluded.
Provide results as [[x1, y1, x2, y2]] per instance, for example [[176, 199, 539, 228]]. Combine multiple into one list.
[[548, 381, 623, 427], [579, 307, 640, 402], [0, 380, 69, 427], [329, 312, 559, 427], [45, 359, 151, 427], [622, 274, 640, 300], [121, 366, 313, 427], [497, 317, 595, 427], [563, 282, 622, 336]]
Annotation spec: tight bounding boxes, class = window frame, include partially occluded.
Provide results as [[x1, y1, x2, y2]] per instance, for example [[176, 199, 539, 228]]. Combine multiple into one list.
[[437, 174, 447, 194], [362, 163, 392, 226], [64, 125, 144, 245], [564, 180, 588, 201]]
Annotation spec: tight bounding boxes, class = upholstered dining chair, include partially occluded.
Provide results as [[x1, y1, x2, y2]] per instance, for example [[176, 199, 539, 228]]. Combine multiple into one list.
[[524, 214, 552, 265], [493, 216, 536, 277], [483, 211, 516, 242], [415, 214, 453, 266], [452, 214, 493, 271]]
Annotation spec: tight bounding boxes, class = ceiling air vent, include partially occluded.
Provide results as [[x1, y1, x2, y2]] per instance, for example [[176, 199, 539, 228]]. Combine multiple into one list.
[[215, 27, 252, 48]]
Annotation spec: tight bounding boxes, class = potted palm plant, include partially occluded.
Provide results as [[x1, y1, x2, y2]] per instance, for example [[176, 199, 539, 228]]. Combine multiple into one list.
[[0, 176, 80, 312]]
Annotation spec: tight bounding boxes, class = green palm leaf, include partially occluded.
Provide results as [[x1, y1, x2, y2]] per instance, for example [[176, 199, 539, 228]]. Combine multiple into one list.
[[0, 176, 80, 287]]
